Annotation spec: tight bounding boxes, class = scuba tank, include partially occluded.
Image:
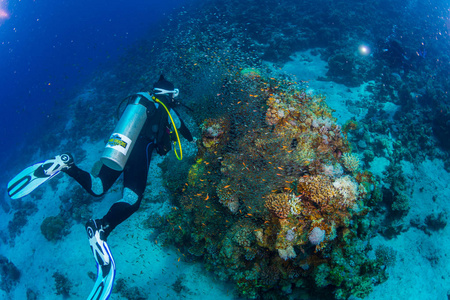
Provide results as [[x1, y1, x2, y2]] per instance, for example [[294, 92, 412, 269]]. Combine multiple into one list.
[[101, 94, 149, 171]]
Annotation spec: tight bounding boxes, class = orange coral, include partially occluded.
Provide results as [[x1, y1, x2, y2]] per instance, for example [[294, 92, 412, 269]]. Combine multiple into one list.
[[264, 193, 291, 218], [265, 96, 289, 126], [342, 119, 358, 134], [297, 175, 338, 205]]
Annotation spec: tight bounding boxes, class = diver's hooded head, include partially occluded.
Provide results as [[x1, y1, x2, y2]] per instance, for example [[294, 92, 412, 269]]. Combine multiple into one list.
[[153, 75, 179, 106]]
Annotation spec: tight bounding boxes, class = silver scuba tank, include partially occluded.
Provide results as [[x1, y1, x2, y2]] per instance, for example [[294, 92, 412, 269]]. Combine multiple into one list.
[[101, 95, 148, 171]]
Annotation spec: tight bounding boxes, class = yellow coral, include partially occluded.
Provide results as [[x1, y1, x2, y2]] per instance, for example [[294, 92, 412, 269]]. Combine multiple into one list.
[[265, 96, 289, 126], [342, 152, 360, 172], [187, 158, 205, 186], [288, 195, 303, 215], [297, 175, 338, 205], [293, 142, 315, 166], [264, 193, 291, 218], [332, 175, 359, 207]]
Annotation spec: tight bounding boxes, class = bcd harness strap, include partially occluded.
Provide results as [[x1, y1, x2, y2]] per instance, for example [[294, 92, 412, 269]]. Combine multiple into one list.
[[135, 92, 183, 160]]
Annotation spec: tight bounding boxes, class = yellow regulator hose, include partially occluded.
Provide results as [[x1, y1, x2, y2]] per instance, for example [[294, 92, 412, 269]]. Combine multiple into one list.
[[153, 96, 183, 160]]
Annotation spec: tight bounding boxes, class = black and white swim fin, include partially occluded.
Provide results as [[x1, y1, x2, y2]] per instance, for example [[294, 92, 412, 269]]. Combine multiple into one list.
[[87, 248, 116, 300], [7, 154, 72, 199], [86, 219, 116, 300]]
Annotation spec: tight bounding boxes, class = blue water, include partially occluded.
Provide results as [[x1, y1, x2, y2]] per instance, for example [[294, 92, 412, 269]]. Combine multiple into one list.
[[0, 0, 450, 299], [0, 0, 186, 166]]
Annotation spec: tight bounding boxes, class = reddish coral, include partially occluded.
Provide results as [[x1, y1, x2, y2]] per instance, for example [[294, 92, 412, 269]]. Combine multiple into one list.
[[200, 117, 230, 150]]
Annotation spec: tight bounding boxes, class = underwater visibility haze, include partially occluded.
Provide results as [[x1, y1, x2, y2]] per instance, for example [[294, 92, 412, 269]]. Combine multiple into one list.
[[0, 0, 186, 167], [0, 0, 450, 299]]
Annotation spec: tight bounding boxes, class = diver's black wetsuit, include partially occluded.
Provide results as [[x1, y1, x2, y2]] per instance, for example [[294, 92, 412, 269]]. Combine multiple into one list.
[[64, 92, 193, 237]]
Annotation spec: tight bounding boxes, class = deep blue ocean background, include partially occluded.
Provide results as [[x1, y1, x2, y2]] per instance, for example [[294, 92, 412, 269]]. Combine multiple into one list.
[[0, 0, 450, 299], [0, 0, 187, 170]]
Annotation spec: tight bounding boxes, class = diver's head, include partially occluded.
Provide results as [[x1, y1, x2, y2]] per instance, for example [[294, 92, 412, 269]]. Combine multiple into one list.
[[153, 75, 179, 105]]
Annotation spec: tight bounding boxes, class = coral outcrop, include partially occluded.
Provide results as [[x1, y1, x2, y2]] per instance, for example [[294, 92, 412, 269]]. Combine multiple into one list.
[[161, 68, 385, 299]]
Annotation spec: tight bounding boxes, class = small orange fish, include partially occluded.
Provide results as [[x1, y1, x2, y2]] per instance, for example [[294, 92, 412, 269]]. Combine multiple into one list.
[[224, 185, 230, 188]]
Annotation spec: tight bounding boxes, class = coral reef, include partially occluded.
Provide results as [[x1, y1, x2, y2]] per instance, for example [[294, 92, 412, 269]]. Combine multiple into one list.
[[26, 288, 38, 300], [0, 255, 21, 293], [41, 216, 70, 241], [375, 245, 397, 267], [264, 193, 291, 218], [160, 68, 384, 299], [8, 200, 38, 242], [7, 0, 448, 298], [309, 227, 326, 245], [59, 185, 97, 223], [342, 152, 360, 173], [114, 278, 148, 300], [200, 117, 230, 150], [53, 271, 72, 296]]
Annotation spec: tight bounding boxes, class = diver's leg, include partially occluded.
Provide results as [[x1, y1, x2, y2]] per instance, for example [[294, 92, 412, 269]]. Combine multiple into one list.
[[97, 139, 154, 238], [84, 140, 151, 300], [63, 163, 121, 197]]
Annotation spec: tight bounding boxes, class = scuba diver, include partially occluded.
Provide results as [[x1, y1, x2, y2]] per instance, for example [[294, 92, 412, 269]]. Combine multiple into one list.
[[7, 75, 193, 300]]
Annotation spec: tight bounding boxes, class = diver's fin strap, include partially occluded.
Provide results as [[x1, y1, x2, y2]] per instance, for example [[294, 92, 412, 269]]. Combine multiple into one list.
[[43, 153, 73, 176]]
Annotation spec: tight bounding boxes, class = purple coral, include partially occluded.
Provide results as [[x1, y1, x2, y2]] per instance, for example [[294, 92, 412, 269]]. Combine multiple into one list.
[[309, 227, 325, 245], [286, 228, 296, 242]]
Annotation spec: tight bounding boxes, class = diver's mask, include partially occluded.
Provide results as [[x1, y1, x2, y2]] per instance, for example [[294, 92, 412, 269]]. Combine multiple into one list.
[[153, 88, 179, 98]]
